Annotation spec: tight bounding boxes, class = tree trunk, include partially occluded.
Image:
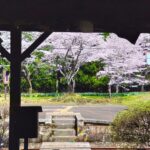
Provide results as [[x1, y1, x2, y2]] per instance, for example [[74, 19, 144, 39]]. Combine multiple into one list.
[[72, 79, 75, 93], [67, 83, 72, 93], [141, 85, 144, 92], [25, 70, 32, 94], [116, 84, 119, 93], [28, 79, 33, 94], [67, 80, 75, 93], [56, 79, 59, 94], [108, 84, 112, 98], [22, 65, 33, 94]]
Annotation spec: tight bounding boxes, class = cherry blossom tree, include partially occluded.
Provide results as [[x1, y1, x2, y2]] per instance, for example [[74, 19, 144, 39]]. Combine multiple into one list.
[[0, 31, 148, 95], [0, 31, 51, 94], [43, 36, 86, 93], [96, 34, 148, 96]]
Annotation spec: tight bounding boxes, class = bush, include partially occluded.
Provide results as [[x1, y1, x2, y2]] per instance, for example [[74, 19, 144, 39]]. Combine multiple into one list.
[[111, 102, 150, 147]]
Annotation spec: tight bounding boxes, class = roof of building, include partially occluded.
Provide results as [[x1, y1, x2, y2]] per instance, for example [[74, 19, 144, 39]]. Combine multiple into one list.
[[0, 0, 150, 43]]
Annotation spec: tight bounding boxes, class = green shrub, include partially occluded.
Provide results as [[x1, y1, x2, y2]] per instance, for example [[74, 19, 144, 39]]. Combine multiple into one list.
[[111, 102, 150, 147]]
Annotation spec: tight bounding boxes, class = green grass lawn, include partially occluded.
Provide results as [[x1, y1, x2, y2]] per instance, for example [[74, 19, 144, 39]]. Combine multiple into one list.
[[0, 92, 150, 107], [80, 92, 150, 107]]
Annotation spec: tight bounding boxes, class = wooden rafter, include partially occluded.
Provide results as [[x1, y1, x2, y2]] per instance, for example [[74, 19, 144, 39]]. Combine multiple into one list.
[[0, 44, 11, 61], [21, 32, 51, 61]]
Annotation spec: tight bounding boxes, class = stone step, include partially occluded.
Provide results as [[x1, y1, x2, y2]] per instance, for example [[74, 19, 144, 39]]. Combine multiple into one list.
[[40, 148, 91, 150], [39, 117, 76, 125], [51, 136, 76, 142], [52, 129, 76, 136], [52, 117, 75, 121], [41, 148, 91, 150], [52, 123, 75, 129], [40, 142, 91, 150], [52, 118, 75, 124], [52, 115, 75, 118]]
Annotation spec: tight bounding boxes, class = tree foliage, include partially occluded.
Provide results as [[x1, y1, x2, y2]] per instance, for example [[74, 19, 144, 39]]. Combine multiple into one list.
[[76, 61, 109, 92], [0, 32, 149, 93], [21, 50, 56, 93]]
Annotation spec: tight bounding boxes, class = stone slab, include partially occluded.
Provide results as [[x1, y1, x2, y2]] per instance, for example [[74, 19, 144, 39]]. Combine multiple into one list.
[[40, 142, 91, 149]]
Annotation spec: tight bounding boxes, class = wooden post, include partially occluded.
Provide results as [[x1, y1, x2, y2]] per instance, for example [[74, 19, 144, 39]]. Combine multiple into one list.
[[7, 30, 50, 150], [24, 138, 28, 150], [9, 28, 22, 150]]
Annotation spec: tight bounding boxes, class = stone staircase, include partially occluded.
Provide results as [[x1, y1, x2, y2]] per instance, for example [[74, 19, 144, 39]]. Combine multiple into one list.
[[38, 112, 91, 150], [39, 112, 84, 142], [50, 114, 77, 142]]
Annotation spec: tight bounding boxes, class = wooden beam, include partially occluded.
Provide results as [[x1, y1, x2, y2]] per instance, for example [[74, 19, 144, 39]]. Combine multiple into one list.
[[0, 0, 150, 30], [9, 28, 22, 150], [0, 44, 11, 61], [21, 32, 51, 61], [117, 32, 140, 44]]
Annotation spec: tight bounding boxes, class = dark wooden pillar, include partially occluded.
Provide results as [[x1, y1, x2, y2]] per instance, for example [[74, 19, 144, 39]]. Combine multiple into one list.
[[9, 28, 22, 150]]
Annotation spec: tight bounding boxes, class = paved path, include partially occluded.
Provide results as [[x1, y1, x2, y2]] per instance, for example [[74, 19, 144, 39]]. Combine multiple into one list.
[[39, 104, 127, 124]]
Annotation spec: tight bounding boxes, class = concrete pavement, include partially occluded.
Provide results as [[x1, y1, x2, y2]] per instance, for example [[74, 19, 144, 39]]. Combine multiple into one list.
[[39, 104, 127, 124]]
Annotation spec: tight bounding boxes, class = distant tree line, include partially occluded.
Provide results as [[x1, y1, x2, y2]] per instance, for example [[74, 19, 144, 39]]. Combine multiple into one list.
[[1, 56, 150, 94], [0, 32, 150, 94], [1, 58, 150, 94], [20, 61, 110, 93]]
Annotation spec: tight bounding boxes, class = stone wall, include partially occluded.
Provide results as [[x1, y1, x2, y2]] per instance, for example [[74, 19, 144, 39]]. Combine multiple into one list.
[[77, 124, 111, 142]]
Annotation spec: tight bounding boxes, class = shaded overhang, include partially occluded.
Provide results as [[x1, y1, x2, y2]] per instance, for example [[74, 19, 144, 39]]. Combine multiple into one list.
[[0, 0, 149, 32], [0, 0, 150, 42], [1, 0, 150, 42]]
